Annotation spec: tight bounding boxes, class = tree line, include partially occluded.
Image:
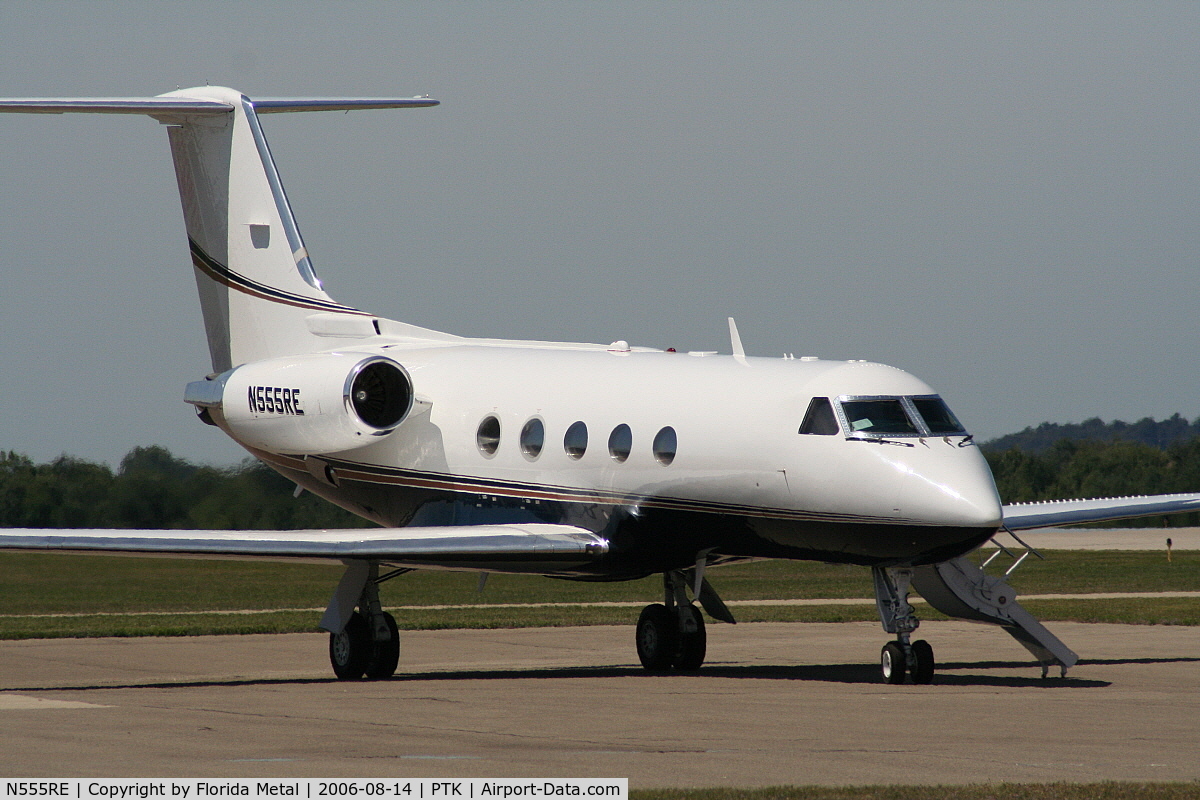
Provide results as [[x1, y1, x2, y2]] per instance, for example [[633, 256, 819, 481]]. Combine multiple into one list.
[[4, 424, 1200, 529], [983, 437, 1200, 527], [0, 446, 369, 530], [981, 414, 1200, 526], [985, 413, 1200, 454]]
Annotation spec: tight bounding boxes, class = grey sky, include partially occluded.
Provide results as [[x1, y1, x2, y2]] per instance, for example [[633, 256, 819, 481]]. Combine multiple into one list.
[[1, 2, 1198, 467]]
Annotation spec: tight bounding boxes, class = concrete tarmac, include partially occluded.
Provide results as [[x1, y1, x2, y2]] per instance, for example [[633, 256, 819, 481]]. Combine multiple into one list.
[[2, 622, 1199, 787]]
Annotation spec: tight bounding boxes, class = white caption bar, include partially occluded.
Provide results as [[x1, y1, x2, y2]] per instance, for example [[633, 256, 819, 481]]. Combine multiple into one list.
[[1, 781, 628, 800]]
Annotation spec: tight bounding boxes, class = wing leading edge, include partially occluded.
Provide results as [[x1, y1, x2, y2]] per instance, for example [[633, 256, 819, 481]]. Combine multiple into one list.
[[1002, 493, 1200, 531], [0, 524, 607, 573]]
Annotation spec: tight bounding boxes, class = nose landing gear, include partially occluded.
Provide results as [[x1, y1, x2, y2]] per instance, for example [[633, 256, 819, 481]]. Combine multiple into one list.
[[880, 636, 935, 685], [873, 566, 936, 685]]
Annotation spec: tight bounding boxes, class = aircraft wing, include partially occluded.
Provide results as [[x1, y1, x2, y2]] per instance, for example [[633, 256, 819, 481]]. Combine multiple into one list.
[[0, 523, 607, 573], [1002, 493, 1200, 531]]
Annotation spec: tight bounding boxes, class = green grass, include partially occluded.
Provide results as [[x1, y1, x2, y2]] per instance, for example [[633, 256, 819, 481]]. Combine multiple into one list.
[[0, 552, 882, 616], [7, 597, 1191, 639], [629, 784, 1200, 800], [0, 554, 344, 615], [973, 549, 1198, 594], [0, 610, 323, 639], [0, 550, 1194, 639], [1019, 597, 1200, 626]]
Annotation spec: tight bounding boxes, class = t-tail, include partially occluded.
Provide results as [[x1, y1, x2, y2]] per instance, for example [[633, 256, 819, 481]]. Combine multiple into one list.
[[0, 87, 438, 372]]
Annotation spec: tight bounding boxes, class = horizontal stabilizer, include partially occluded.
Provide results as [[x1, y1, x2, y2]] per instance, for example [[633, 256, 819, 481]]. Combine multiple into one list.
[[0, 523, 606, 573], [1002, 493, 1200, 531], [0, 97, 232, 115], [253, 97, 439, 113], [0, 96, 437, 116]]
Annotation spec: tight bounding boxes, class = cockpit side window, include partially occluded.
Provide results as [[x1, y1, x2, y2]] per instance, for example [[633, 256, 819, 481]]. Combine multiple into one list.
[[799, 397, 840, 435], [839, 399, 920, 435], [912, 396, 966, 434]]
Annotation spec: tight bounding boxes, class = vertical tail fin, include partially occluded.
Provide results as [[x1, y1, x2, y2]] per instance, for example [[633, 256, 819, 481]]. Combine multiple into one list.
[[162, 87, 439, 371], [162, 86, 359, 371], [0, 87, 438, 371]]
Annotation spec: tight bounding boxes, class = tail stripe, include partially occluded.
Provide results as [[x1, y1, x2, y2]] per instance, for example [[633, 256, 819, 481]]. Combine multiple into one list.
[[190, 238, 370, 316]]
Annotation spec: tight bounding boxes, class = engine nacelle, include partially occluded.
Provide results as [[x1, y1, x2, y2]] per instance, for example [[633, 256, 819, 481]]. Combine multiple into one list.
[[186, 353, 413, 454]]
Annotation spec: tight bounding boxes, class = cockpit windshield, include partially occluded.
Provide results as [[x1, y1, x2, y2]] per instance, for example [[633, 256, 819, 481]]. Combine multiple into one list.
[[910, 396, 966, 435], [840, 399, 919, 435], [828, 395, 969, 438]]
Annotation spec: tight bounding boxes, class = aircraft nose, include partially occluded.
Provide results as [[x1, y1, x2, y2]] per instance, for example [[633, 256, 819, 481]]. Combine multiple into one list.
[[894, 446, 1003, 529]]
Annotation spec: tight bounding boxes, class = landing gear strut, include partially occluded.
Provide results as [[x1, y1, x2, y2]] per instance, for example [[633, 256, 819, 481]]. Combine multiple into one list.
[[873, 566, 935, 685], [636, 570, 707, 672], [325, 562, 405, 681]]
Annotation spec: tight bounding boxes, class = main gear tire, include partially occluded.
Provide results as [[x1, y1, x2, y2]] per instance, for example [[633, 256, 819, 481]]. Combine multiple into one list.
[[636, 603, 679, 672], [673, 604, 706, 672], [364, 611, 400, 680], [329, 612, 372, 681]]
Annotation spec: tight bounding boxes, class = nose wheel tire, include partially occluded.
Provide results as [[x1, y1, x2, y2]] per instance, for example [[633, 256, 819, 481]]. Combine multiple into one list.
[[880, 639, 935, 685], [910, 639, 935, 685], [881, 641, 906, 684]]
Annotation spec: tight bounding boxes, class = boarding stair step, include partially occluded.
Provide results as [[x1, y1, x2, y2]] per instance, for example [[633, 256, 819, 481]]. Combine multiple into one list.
[[911, 555, 1079, 677]]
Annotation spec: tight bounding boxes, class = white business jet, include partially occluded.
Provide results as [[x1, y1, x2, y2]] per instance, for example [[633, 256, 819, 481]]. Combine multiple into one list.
[[2, 87, 1197, 684]]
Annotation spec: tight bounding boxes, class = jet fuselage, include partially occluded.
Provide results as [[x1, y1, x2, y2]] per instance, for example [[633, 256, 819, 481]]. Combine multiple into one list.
[[239, 341, 1003, 578]]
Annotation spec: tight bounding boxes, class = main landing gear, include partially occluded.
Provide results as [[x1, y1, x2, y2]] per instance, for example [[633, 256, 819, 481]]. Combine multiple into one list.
[[873, 566, 935, 685], [636, 568, 728, 672], [325, 562, 407, 681], [636, 601, 705, 672], [329, 608, 400, 680]]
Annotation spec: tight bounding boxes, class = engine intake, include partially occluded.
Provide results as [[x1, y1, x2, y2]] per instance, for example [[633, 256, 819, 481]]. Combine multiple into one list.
[[347, 358, 411, 429]]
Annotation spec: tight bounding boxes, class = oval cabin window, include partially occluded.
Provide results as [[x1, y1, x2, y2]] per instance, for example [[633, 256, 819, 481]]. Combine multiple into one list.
[[477, 415, 501, 456], [564, 421, 588, 460], [653, 426, 677, 465], [520, 417, 545, 460], [608, 424, 632, 463]]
